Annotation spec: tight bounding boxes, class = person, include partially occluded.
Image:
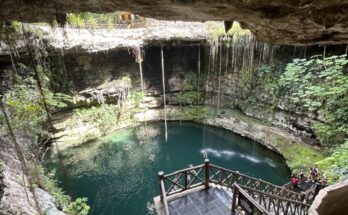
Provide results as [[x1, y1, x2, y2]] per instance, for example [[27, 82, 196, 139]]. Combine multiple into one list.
[[203, 152, 208, 159], [291, 175, 300, 190], [309, 167, 315, 182], [299, 168, 305, 182], [310, 167, 319, 182], [149, 154, 155, 161], [319, 176, 327, 186]]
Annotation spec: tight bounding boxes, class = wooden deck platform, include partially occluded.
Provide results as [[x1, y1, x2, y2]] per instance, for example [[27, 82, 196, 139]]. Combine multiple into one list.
[[154, 185, 234, 215]]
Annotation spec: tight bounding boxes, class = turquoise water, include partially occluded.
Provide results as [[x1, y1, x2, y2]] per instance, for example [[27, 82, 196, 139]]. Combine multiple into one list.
[[48, 121, 290, 215]]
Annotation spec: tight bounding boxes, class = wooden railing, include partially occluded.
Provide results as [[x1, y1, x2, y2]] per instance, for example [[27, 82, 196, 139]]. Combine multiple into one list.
[[158, 171, 170, 215], [158, 160, 313, 215], [303, 184, 317, 204], [161, 162, 207, 197], [239, 185, 311, 215], [208, 164, 304, 202], [232, 183, 270, 215]]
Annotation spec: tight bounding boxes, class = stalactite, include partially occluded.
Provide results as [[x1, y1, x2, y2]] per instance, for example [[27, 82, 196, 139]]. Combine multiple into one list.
[[59, 48, 69, 91], [304, 46, 307, 58], [231, 36, 236, 72], [217, 36, 223, 111], [136, 47, 145, 93], [225, 37, 229, 75], [0, 99, 42, 215], [161, 46, 168, 142], [197, 46, 201, 92], [249, 35, 254, 72], [206, 43, 213, 104], [8, 48, 18, 82], [293, 46, 297, 58], [242, 38, 246, 71]]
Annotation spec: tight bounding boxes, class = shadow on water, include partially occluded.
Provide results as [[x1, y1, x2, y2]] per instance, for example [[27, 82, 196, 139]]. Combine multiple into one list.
[[46, 121, 290, 215]]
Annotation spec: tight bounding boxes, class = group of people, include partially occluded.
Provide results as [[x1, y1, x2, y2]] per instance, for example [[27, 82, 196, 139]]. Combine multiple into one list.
[[290, 166, 327, 191]]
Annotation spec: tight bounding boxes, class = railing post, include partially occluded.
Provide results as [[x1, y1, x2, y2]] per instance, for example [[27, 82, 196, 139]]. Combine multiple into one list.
[[232, 183, 238, 212], [204, 159, 210, 189], [184, 170, 188, 190], [158, 171, 165, 202]]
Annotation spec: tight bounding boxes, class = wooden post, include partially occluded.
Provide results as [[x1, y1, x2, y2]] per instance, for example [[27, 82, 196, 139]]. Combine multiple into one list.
[[276, 198, 281, 214], [184, 171, 188, 190], [232, 184, 238, 212], [204, 159, 210, 189], [158, 171, 165, 202]]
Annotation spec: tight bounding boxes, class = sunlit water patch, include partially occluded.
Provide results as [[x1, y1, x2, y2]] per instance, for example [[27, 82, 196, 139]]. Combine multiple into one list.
[[46, 121, 290, 215]]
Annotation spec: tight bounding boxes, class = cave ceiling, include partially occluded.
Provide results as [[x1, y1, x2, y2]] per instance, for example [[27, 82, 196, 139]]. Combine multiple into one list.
[[1, 0, 348, 45]]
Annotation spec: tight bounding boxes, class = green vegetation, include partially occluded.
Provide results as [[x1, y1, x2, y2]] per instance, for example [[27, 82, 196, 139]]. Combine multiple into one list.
[[72, 104, 120, 132], [205, 21, 251, 38], [67, 197, 91, 215], [0, 21, 90, 212], [237, 55, 348, 147], [28, 164, 91, 214], [280, 55, 348, 146], [316, 141, 348, 182], [66, 12, 144, 29], [130, 91, 145, 118], [233, 54, 348, 181], [174, 91, 203, 105], [168, 106, 215, 123], [173, 72, 204, 105]]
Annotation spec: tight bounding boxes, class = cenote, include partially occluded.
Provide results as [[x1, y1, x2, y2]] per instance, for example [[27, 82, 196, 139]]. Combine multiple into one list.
[[47, 121, 290, 215]]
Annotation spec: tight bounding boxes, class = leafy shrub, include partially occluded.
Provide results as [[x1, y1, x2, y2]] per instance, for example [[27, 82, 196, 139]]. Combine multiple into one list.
[[316, 141, 348, 182], [73, 104, 120, 132], [280, 55, 348, 146], [174, 91, 203, 105], [313, 123, 347, 147], [67, 197, 90, 215]]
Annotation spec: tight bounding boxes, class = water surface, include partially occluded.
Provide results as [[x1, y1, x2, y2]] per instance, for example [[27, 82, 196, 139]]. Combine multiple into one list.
[[47, 121, 290, 215]]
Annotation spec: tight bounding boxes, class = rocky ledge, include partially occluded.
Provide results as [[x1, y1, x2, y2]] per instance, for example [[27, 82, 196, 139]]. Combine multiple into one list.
[[53, 105, 324, 170], [0, 20, 208, 55]]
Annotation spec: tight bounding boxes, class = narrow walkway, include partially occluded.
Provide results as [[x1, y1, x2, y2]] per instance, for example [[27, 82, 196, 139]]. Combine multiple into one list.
[[168, 188, 233, 215]]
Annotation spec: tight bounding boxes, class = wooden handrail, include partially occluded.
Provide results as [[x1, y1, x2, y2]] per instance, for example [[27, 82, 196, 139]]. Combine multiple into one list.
[[209, 164, 304, 201], [164, 164, 204, 178], [232, 183, 271, 215], [241, 185, 311, 207], [159, 171, 170, 215], [240, 185, 310, 215]]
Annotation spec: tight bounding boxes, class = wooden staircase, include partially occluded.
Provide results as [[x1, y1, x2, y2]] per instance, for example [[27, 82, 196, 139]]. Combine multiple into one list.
[[157, 159, 318, 215]]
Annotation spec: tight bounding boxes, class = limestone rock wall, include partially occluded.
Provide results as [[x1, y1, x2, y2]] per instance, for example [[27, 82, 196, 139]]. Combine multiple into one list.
[[49, 44, 325, 145], [0, 136, 37, 215]]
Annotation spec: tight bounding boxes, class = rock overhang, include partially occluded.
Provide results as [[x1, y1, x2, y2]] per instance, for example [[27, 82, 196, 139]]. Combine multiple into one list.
[[1, 0, 348, 45]]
